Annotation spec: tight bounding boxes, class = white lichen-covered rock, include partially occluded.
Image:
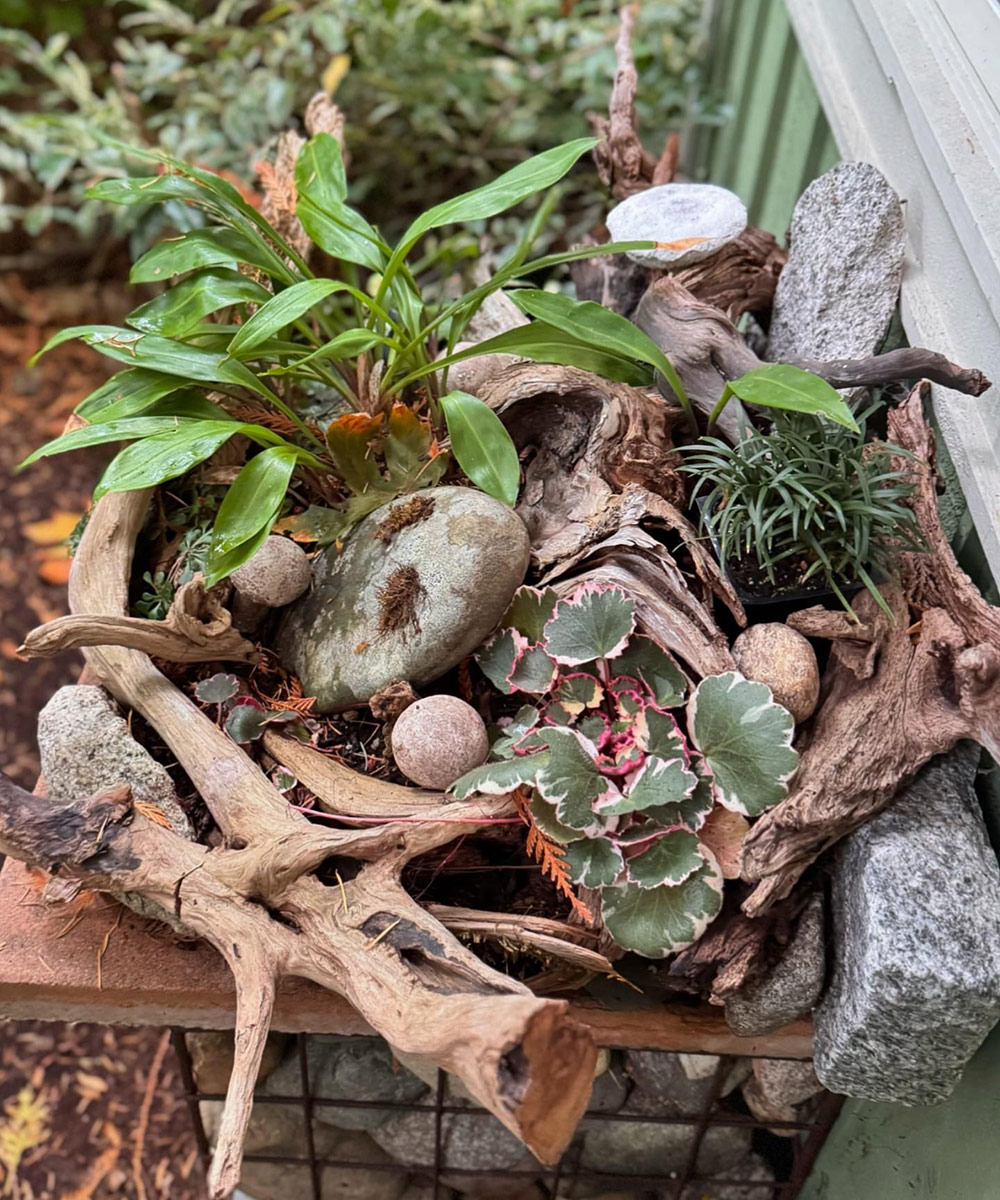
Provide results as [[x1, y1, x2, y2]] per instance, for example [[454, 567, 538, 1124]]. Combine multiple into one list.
[[276, 487, 530, 712], [606, 183, 747, 269]]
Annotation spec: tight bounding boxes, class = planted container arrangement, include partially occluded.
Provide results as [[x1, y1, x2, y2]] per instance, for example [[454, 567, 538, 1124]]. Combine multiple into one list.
[[5, 14, 1000, 1199]]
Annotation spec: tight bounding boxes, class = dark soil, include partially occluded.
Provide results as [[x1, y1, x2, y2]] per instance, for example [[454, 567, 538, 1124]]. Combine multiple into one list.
[[726, 549, 833, 601]]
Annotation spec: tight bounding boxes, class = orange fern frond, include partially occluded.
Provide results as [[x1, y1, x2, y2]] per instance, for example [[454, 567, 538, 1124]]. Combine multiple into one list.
[[513, 788, 592, 923]]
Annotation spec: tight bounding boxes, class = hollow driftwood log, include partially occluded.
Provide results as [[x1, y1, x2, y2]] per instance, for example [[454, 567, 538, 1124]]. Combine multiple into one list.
[[739, 383, 1000, 916], [3, 485, 600, 1198]]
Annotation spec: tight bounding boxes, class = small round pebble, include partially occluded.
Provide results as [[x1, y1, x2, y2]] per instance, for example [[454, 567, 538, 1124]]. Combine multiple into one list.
[[606, 182, 747, 269], [230, 535, 312, 607], [732, 623, 820, 724], [391, 695, 489, 789]]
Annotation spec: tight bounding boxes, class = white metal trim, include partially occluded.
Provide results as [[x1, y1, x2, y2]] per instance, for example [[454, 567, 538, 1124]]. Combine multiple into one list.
[[786, 0, 1000, 576]]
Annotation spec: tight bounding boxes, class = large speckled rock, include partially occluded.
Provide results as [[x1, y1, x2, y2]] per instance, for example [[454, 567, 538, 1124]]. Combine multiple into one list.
[[767, 162, 904, 362], [276, 488, 530, 712], [606, 183, 747, 269], [814, 743, 1000, 1104]]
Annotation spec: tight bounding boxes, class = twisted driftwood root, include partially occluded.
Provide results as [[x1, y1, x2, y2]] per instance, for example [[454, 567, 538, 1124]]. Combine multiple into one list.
[[740, 383, 1000, 915], [19, 575, 259, 664], [4, 485, 599, 1198], [635, 277, 991, 438]]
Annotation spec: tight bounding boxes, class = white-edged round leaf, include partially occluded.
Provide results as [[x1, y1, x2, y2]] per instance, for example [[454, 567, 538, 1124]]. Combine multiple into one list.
[[529, 791, 587, 843], [564, 838, 625, 888], [503, 586, 559, 642], [450, 752, 547, 799], [615, 636, 687, 707], [475, 627, 525, 695], [598, 753, 696, 817], [508, 643, 558, 694], [535, 727, 620, 834], [542, 584, 635, 665], [688, 672, 799, 817], [601, 848, 725, 958], [626, 829, 704, 888]]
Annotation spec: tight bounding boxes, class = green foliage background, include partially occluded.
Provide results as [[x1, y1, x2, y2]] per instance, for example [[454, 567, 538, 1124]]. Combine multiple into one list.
[[0, 0, 712, 256]]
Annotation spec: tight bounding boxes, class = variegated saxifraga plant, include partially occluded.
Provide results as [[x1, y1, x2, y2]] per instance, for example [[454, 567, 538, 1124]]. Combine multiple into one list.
[[451, 584, 800, 958]]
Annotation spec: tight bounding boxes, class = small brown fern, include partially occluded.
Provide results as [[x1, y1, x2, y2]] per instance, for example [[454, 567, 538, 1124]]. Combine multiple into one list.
[[513, 788, 592, 923]]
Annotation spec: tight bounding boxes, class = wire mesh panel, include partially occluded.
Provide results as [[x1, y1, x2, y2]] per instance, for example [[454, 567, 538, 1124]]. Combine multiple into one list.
[[173, 1030, 842, 1200]]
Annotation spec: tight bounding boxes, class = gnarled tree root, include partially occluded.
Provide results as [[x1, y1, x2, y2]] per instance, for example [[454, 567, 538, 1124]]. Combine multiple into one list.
[[739, 383, 1000, 915], [5, 485, 599, 1198]]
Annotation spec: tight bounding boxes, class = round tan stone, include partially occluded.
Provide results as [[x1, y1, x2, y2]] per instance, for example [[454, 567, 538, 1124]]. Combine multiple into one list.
[[391, 695, 489, 789]]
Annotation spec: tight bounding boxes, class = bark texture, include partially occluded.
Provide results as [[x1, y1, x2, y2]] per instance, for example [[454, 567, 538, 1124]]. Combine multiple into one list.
[[3, 484, 600, 1198], [739, 384, 1000, 915]]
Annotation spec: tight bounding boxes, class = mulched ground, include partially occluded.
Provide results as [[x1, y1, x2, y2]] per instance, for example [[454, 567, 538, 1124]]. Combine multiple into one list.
[[0, 308, 205, 1199], [0, 1022, 205, 1200], [0, 319, 113, 787]]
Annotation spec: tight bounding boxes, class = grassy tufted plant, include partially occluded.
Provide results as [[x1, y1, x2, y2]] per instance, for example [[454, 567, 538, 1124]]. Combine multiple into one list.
[[451, 583, 800, 958]]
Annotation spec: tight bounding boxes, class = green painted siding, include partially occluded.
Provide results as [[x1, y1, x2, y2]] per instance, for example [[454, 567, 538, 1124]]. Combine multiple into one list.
[[691, 0, 838, 239]]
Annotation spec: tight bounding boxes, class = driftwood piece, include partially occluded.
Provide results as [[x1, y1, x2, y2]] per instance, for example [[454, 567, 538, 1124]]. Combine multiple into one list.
[[5, 485, 600, 1196], [470, 361, 743, 673], [673, 227, 787, 322], [739, 384, 1000, 916], [636, 277, 992, 437], [588, 2, 668, 199], [18, 576, 259, 664]]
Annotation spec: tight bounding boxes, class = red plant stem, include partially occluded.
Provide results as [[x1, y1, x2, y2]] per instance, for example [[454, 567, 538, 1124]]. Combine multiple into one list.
[[289, 805, 522, 826]]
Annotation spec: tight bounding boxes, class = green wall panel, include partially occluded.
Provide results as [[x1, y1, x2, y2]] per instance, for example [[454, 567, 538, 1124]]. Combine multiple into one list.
[[693, 0, 838, 238]]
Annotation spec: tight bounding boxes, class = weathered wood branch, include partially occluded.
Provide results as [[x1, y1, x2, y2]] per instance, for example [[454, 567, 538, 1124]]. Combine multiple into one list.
[[19, 576, 258, 664], [6, 485, 601, 1195], [739, 384, 1000, 915], [635, 277, 991, 438]]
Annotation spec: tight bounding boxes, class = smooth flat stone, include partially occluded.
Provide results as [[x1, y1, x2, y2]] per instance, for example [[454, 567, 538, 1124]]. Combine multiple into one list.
[[275, 487, 530, 712], [606, 183, 747, 269]]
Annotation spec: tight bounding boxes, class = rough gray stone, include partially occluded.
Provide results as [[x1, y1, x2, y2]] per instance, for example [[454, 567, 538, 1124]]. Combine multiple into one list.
[[767, 162, 905, 362], [752, 1058, 822, 1107], [276, 487, 530, 712], [606, 183, 747, 269], [38, 685, 191, 838], [371, 1101, 537, 1196], [625, 1051, 731, 1117], [260, 1036, 427, 1131], [676, 1153, 775, 1199], [725, 892, 825, 1036], [579, 1113, 751, 1178], [814, 742, 1000, 1104]]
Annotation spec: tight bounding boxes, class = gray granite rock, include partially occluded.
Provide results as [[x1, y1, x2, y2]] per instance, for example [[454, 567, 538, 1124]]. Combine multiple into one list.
[[814, 742, 1000, 1104], [607, 184, 747, 269], [725, 892, 825, 1036], [276, 487, 530, 712], [676, 1152, 775, 1199], [261, 1036, 427, 1131], [767, 162, 904, 362], [579, 1110, 751, 1177], [371, 1100, 537, 1196], [38, 685, 191, 838]]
